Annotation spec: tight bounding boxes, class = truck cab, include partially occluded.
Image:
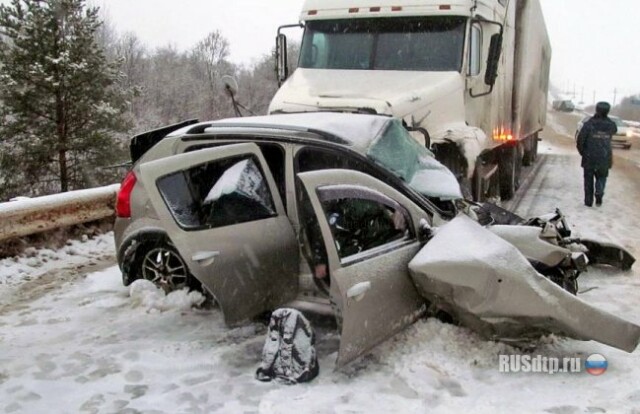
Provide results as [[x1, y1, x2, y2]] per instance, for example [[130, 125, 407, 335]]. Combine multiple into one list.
[[270, 0, 551, 202]]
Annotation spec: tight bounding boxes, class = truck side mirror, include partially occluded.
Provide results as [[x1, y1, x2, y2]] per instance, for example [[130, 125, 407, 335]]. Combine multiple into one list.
[[485, 33, 502, 86], [276, 33, 289, 85]]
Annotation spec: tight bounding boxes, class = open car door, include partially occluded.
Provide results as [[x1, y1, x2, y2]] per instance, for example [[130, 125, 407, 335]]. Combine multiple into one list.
[[137, 143, 298, 326], [297, 169, 431, 367]]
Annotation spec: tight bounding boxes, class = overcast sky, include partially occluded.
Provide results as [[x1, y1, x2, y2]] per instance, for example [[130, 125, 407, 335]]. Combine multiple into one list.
[[17, 0, 640, 104]]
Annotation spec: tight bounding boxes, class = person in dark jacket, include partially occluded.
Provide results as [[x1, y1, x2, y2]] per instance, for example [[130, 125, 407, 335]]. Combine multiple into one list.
[[576, 102, 617, 206]]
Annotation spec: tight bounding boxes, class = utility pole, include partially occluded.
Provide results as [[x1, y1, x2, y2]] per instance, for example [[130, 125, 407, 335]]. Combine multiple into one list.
[[613, 88, 618, 107], [593, 90, 596, 105], [580, 86, 584, 103]]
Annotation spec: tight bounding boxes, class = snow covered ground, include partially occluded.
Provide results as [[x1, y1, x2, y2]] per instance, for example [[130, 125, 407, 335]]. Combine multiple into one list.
[[0, 233, 116, 311], [2, 114, 640, 413]]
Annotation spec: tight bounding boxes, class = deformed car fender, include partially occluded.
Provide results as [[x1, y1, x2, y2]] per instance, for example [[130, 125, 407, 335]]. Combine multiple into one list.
[[408, 215, 640, 352]]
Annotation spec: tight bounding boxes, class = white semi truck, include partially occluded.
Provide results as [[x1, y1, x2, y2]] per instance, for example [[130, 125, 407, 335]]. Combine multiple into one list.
[[269, 0, 551, 201]]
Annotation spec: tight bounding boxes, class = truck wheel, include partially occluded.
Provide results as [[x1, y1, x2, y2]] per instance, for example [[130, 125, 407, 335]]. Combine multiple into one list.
[[516, 143, 523, 185], [523, 135, 538, 166], [499, 145, 519, 201]]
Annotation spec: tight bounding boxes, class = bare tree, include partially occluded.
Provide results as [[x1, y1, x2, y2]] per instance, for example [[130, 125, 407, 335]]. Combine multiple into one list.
[[190, 31, 231, 119], [236, 41, 300, 116], [116, 32, 146, 89]]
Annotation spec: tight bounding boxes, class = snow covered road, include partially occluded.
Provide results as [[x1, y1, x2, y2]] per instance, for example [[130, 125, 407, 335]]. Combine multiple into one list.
[[1, 114, 640, 413]]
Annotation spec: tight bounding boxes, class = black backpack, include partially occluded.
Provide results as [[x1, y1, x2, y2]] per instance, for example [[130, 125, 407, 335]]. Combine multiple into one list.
[[256, 308, 319, 384]]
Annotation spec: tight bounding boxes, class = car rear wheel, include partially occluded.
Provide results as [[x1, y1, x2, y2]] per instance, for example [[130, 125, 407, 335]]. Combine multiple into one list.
[[140, 245, 190, 293]]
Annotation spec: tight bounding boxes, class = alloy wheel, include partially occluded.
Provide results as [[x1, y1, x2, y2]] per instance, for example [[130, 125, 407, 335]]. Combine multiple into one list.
[[141, 247, 189, 292]]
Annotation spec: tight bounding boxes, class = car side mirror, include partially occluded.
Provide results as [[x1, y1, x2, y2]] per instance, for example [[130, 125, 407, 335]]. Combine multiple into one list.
[[276, 33, 289, 86], [419, 218, 434, 241]]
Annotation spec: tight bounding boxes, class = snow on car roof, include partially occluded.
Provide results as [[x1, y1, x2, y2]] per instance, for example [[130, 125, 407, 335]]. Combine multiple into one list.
[[203, 113, 392, 152]]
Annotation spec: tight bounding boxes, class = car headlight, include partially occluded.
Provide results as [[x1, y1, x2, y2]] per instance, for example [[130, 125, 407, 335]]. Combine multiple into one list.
[[627, 130, 633, 137]]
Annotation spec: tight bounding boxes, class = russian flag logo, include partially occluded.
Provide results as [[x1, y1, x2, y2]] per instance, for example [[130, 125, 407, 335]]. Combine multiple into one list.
[[585, 354, 608, 376]]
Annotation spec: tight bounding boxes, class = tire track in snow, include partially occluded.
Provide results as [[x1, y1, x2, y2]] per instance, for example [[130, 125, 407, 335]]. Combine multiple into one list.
[[0, 254, 115, 316]]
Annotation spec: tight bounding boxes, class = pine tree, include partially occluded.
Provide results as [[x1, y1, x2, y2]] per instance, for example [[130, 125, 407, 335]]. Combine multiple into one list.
[[0, 0, 129, 199]]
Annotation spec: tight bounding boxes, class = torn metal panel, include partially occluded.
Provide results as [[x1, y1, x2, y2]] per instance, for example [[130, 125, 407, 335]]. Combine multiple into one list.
[[473, 201, 526, 225], [409, 215, 640, 352], [580, 238, 636, 271]]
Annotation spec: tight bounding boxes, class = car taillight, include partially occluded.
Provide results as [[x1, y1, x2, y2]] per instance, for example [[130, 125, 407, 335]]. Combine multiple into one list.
[[116, 171, 137, 218]]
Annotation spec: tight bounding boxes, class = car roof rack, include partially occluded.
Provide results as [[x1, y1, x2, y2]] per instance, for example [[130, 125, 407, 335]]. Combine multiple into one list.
[[199, 123, 351, 145]]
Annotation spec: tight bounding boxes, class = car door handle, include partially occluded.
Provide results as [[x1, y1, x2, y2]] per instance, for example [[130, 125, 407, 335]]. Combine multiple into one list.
[[192, 251, 220, 267], [346, 281, 371, 301]]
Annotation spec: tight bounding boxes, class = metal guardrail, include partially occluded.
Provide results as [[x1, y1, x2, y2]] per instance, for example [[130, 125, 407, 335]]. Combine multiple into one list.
[[0, 184, 120, 242]]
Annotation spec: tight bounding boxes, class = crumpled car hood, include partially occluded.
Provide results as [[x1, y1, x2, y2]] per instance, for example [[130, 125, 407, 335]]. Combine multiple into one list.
[[408, 215, 640, 352]]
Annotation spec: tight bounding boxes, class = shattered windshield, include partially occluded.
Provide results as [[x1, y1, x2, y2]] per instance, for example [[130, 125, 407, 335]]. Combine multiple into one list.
[[299, 17, 466, 71], [367, 120, 463, 200]]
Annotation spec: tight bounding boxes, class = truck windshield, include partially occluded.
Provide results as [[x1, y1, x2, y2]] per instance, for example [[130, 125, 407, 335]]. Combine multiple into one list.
[[299, 17, 466, 72]]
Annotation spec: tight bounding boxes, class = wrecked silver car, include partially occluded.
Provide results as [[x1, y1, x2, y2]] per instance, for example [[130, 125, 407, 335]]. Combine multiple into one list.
[[114, 113, 639, 367]]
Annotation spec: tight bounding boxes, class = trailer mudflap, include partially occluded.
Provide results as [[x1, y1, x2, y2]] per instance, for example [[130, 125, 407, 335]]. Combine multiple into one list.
[[580, 239, 636, 271]]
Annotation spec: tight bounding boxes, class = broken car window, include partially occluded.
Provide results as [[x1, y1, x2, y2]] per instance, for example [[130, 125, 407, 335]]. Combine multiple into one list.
[[157, 155, 276, 230], [185, 141, 287, 208]]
